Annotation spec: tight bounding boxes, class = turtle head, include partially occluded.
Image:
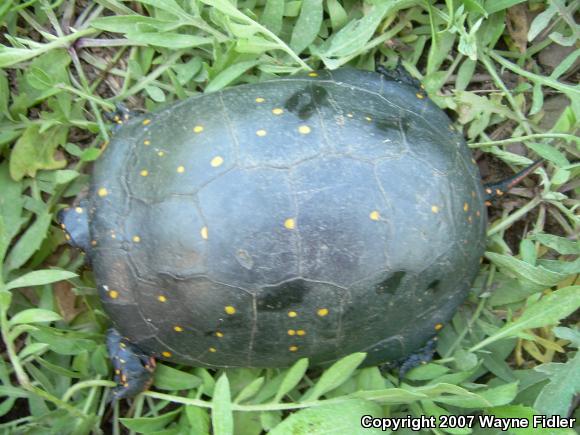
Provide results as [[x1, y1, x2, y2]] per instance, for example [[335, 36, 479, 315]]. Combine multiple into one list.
[[57, 200, 90, 252]]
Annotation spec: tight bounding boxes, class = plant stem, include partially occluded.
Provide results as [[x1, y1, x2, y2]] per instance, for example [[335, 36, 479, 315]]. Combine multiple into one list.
[[470, 133, 579, 148]]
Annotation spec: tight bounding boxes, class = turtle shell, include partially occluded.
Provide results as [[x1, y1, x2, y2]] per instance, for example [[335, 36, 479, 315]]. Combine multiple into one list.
[[88, 69, 486, 367]]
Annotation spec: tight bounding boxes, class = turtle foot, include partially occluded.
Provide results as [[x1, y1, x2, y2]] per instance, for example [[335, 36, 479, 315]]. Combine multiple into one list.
[[106, 328, 156, 401]]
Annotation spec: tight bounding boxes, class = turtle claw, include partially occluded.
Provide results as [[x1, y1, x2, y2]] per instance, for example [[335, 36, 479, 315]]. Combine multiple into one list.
[[106, 329, 156, 401]]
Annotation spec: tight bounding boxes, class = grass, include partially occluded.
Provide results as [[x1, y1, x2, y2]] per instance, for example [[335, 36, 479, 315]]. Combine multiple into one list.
[[0, 0, 579, 434]]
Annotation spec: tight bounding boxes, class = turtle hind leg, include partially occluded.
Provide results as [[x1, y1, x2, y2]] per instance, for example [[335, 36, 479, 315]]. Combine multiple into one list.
[[106, 328, 156, 401], [381, 337, 438, 379], [376, 63, 422, 89]]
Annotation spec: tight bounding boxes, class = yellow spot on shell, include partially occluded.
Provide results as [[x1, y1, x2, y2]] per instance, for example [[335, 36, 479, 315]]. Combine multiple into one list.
[[65, 234, 71, 241], [91, 240, 97, 246], [297, 329, 306, 336], [215, 331, 224, 338], [211, 156, 224, 167], [174, 326, 183, 332], [256, 129, 267, 137], [143, 139, 151, 145], [298, 125, 311, 134], [201, 226, 208, 240], [255, 97, 265, 103], [158, 295, 167, 302], [431, 205, 439, 214], [463, 203, 469, 212], [162, 351, 172, 357], [287, 329, 296, 336], [317, 308, 329, 317], [193, 125, 204, 133], [416, 93, 425, 99], [308, 72, 318, 77], [209, 347, 217, 353], [365, 116, 372, 122], [225, 306, 236, 315], [369, 210, 380, 221], [98, 187, 108, 197], [467, 216, 473, 223], [75, 207, 83, 214], [288, 310, 297, 318], [284, 218, 296, 230], [177, 165, 185, 173], [109, 290, 119, 299], [289, 345, 298, 352], [346, 113, 353, 118], [132, 236, 141, 243], [434, 323, 443, 331], [143, 119, 151, 126], [158, 151, 165, 157], [140, 170, 149, 177], [272, 108, 284, 115]]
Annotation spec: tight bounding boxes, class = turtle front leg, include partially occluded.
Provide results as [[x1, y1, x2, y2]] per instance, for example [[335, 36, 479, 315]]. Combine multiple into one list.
[[106, 328, 156, 401]]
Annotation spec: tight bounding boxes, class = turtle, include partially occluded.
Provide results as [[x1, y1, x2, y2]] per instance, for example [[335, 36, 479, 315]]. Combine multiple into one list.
[[58, 67, 541, 400]]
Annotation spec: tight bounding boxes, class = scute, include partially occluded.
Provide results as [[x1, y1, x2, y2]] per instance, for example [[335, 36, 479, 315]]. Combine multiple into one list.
[[90, 68, 487, 368]]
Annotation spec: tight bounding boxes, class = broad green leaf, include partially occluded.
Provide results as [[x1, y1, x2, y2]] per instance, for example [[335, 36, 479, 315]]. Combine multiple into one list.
[[0, 291, 12, 311], [456, 58, 476, 91], [121, 408, 182, 432], [484, 0, 527, 14], [5, 270, 77, 291], [9, 309, 62, 326], [405, 363, 450, 381], [18, 342, 50, 360], [326, 0, 348, 30], [9, 125, 67, 181], [529, 83, 544, 116], [273, 357, 308, 403], [532, 234, 580, 255], [270, 399, 384, 435], [289, 0, 323, 54], [4, 211, 52, 272], [0, 70, 9, 120], [212, 373, 234, 435], [435, 382, 518, 408], [525, 142, 569, 167], [126, 32, 212, 49], [485, 252, 569, 288], [553, 327, 580, 347], [261, 0, 284, 35], [132, 0, 186, 17], [90, 15, 175, 33], [205, 61, 259, 93], [234, 376, 264, 403], [145, 85, 166, 102], [185, 405, 210, 435], [474, 286, 580, 351], [301, 353, 366, 401], [153, 364, 201, 391], [317, 2, 402, 59], [534, 355, 580, 417], [527, 3, 557, 41]]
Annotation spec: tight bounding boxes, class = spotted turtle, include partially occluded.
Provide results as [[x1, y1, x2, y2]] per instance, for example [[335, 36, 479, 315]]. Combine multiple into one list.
[[59, 68, 540, 399]]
